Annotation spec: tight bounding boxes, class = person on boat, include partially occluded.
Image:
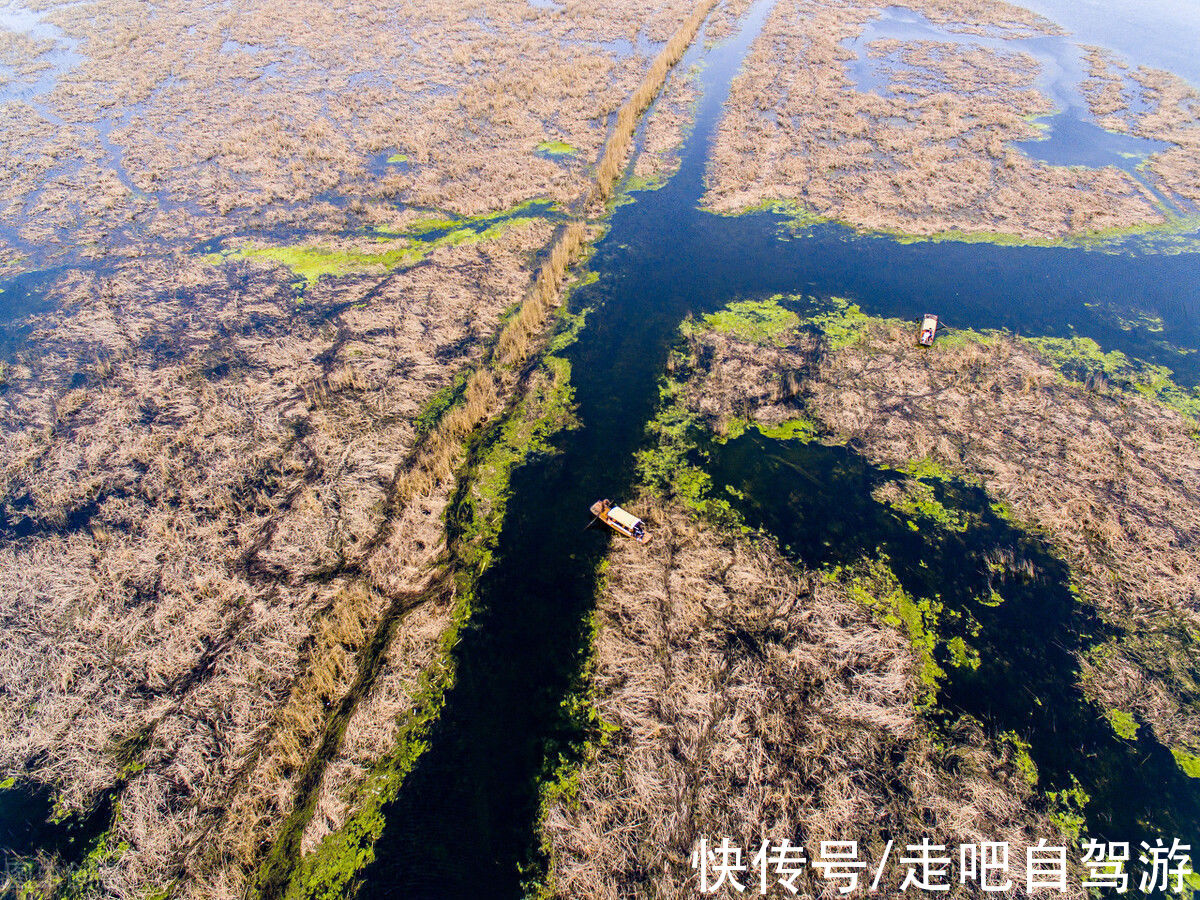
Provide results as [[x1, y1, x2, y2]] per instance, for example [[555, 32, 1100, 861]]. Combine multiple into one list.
[[632, 521, 645, 540]]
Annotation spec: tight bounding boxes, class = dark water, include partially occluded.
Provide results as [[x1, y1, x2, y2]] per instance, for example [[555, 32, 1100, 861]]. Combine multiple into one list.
[[706, 431, 1200, 859], [0, 780, 112, 872], [1016, 113, 1171, 173], [356, 1, 1200, 897]]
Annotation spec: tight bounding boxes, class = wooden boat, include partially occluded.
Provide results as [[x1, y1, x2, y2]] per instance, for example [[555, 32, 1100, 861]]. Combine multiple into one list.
[[589, 499, 651, 544], [918, 313, 939, 347]]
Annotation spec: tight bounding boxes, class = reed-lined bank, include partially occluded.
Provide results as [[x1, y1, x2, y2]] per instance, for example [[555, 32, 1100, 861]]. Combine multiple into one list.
[[593, 0, 721, 205]]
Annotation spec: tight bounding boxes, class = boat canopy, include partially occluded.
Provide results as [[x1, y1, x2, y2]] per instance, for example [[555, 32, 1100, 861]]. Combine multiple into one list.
[[608, 506, 641, 530]]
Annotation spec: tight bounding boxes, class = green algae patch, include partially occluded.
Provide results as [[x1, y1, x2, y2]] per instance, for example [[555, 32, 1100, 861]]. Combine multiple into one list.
[[208, 200, 554, 289], [755, 417, 819, 441], [1172, 746, 1200, 779], [456, 355, 579, 573], [211, 243, 421, 288], [1105, 708, 1139, 741], [386, 153, 409, 163], [275, 610, 464, 900], [1025, 335, 1200, 421], [832, 558, 946, 706], [622, 172, 668, 193], [693, 296, 799, 346], [809, 296, 896, 350], [882, 478, 972, 533], [722, 193, 1200, 254], [1001, 731, 1039, 787], [536, 139, 577, 156]]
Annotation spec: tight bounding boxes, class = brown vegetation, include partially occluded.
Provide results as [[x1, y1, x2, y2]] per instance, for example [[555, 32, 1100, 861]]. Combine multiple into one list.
[[592, 0, 719, 206], [674, 317, 1200, 758], [0, 220, 552, 896], [0, 0, 699, 267], [703, 0, 1199, 239], [542, 497, 1073, 898], [1, 0, 718, 894]]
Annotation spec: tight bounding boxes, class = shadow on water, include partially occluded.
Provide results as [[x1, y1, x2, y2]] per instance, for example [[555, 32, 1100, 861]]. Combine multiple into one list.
[[357, 0, 1200, 895], [705, 431, 1200, 855]]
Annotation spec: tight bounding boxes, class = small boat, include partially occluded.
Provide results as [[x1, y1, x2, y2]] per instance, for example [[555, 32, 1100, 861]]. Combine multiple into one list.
[[918, 313, 939, 347], [589, 499, 651, 543]]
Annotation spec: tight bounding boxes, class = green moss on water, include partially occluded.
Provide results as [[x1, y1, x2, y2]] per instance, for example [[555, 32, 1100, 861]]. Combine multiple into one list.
[[1001, 731, 1040, 786], [885, 479, 972, 533], [456, 355, 579, 572], [536, 140, 577, 156], [1105, 708, 1140, 741], [530, 605, 619, 900], [755, 417, 819, 441], [386, 153, 408, 163], [808, 296, 895, 350], [690, 296, 800, 346], [1172, 746, 1200, 779], [622, 172, 670, 195], [207, 200, 552, 289], [1025, 335, 1200, 422], [210, 243, 423, 288], [279, 621, 464, 900], [1046, 775, 1091, 842], [414, 372, 470, 440]]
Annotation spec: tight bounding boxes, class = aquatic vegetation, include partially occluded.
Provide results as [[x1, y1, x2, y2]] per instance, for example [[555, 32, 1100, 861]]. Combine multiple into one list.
[[706, 0, 1200, 245], [542, 490, 1065, 896], [212, 242, 422, 287], [753, 416, 818, 441], [1106, 708, 1140, 741], [211, 207, 548, 289], [536, 140, 577, 156], [1174, 747, 1200, 779], [690, 296, 799, 345], [1025, 334, 1200, 421], [652, 297, 1200, 872]]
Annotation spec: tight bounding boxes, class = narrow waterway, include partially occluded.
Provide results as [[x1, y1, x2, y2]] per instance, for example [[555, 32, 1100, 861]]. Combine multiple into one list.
[[357, 0, 1200, 896]]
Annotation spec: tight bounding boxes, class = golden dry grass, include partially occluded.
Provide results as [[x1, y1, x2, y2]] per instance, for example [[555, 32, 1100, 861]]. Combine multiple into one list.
[[543, 497, 1073, 899], [703, 0, 1200, 238]]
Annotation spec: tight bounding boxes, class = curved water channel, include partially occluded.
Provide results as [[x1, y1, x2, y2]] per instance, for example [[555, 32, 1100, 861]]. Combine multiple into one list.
[[356, 1, 1200, 896]]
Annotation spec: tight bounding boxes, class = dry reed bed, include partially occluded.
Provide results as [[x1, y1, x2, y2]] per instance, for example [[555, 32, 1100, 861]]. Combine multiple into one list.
[[289, 0, 723, 864], [703, 0, 1199, 239], [0, 220, 555, 898], [675, 320, 1200, 757], [0, 0, 698, 264], [543, 497, 1070, 898], [591, 0, 718, 207], [0, 0, 722, 892]]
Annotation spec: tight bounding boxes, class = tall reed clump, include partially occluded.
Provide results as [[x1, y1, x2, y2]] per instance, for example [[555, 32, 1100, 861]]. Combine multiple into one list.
[[592, 0, 719, 205], [494, 221, 587, 368]]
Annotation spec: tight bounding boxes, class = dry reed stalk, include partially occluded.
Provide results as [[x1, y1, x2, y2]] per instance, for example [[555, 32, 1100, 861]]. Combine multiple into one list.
[[592, 0, 719, 205]]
